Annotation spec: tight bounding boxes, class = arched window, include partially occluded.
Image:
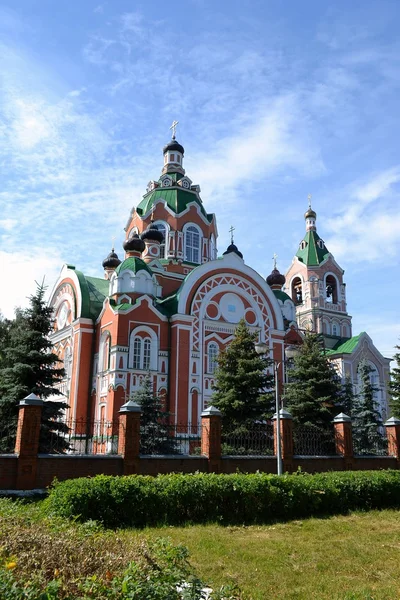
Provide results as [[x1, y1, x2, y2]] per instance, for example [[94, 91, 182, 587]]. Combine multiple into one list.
[[332, 323, 339, 336], [184, 224, 201, 263], [99, 333, 111, 372], [152, 221, 169, 258], [208, 343, 219, 374], [325, 275, 338, 304], [131, 336, 151, 370], [291, 277, 303, 305]]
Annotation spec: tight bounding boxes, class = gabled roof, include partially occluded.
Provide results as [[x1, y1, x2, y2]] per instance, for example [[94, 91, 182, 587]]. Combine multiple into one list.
[[325, 333, 363, 355], [136, 188, 214, 222], [296, 230, 330, 266]]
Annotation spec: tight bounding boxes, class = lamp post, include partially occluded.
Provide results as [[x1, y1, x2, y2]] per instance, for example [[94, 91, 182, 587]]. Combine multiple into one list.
[[254, 342, 300, 476]]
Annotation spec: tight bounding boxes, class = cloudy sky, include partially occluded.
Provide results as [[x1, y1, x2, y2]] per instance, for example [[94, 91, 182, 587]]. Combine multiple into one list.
[[0, 0, 399, 358]]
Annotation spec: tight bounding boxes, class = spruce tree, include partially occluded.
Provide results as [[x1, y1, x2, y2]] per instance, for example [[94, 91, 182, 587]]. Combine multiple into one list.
[[340, 374, 355, 416], [211, 319, 274, 433], [352, 360, 385, 455], [284, 333, 341, 433], [132, 373, 177, 454], [389, 344, 400, 418], [0, 283, 68, 452]]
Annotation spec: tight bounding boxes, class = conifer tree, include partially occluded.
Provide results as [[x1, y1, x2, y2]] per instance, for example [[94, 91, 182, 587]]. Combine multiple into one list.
[[340, 374, 355, 415], [352, 360, 385, 455], [283, 333, 341, 433], [211, 319, 274, 433], [132, 373, 177, 454], [0, 283, 68, 452], [389, 344, 400, 418]]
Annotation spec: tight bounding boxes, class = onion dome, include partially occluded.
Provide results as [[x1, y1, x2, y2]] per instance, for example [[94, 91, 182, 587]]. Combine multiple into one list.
[[304, 207, 317, 220], [141, 222, 164, 244], [102, 248, 121, 269], [223, 243, 243, 259], [163, 138, 184, 156], [267, 268, 286, 288], [123, 233, 145, 253]]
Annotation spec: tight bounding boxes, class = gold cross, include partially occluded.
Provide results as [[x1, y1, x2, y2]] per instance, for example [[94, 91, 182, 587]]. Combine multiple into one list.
[[229, 225, 235, 244], [272, 252, 278, 269], [169, 120, 179, 139]]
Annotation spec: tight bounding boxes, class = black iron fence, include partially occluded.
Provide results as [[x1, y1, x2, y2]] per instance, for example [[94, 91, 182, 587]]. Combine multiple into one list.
[[353, 429, 390, 457], [0, 417, 19, 453], [140, 422, 202, 456], [222, 423, 275, 456], [293, 424, 337, 456], [46, 420, 121, 455]]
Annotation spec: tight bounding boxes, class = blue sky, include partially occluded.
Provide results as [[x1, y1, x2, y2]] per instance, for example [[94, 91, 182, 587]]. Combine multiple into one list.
[[0, 0, 399, 358]]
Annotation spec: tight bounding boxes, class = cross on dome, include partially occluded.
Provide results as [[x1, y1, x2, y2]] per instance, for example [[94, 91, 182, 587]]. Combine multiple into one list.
[[308, 193, 312, 209], [169, 120, 179, 139], [272, 252, 278, 269], [229, 225, 235, 244]]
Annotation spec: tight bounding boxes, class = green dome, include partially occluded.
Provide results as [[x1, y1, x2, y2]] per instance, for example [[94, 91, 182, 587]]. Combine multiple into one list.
[[115, 257, 153, 276]]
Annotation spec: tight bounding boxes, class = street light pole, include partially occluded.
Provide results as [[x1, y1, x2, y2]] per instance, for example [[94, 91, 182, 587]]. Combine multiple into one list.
[[274, 361, 283, 476]]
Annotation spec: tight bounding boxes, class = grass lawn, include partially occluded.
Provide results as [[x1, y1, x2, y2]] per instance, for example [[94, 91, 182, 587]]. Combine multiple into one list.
[[2, 499, 400, 599]]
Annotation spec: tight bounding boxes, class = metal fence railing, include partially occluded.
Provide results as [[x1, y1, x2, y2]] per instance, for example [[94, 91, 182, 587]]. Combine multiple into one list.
[[353, 430, 389, 457], [222, 423, 275, 456], [293, 424, 337, 456], [0, 417, 19, 453], [46, 420, 121, 455], [140, 422, 202, 456]]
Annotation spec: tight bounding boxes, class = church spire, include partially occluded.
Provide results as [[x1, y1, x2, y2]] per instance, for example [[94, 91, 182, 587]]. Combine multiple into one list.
[[304, 193, 317, 232]]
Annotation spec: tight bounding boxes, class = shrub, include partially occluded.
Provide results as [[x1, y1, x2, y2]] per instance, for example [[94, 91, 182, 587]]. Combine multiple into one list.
[[44, 470, 400, 529]]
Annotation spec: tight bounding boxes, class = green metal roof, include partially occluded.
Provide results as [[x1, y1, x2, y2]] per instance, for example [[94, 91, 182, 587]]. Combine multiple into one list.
[[296, 231, 330, 266], [155, 293, 179, 317], [66, 267, 109, 321], [115, 257, 153, 276], [114, 303, 134, 312], [136, 188, 214, 223], [273, 290, 292, 303], [325, 333, 363, 355]]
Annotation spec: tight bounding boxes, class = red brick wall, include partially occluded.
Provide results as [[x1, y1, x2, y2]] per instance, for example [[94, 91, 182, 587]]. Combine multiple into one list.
[[36, 456, 124, 488], [0, 457, 17, 489]]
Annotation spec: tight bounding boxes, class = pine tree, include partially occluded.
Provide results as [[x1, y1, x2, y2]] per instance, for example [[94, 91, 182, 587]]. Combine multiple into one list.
[[352, 360, 385, 455], [389, 344, 400, 418], [0, 283, 68, 452], [132, 373, 177, 454], [211, 319, 274, 433], [284, 333, 341, 433]]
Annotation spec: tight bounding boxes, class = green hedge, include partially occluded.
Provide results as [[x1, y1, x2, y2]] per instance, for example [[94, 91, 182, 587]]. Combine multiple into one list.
[[44, 470, 400, 528]]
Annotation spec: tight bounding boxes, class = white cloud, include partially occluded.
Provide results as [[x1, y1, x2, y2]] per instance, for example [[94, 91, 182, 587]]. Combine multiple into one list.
[[324, 167, 400, 263]]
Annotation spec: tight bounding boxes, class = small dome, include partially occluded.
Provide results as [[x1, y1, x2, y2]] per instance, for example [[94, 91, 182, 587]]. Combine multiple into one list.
[[123, 233, 145, 253], [305, 207, 317, 220], [223, 243, 243, 259], [163, 138, 184, 156], [141, 222, 164, 244], [102, 249, 121, 269], [267, 268, 286, 288]]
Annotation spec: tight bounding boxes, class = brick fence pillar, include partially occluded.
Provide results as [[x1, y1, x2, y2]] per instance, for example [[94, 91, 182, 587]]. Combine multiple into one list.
[[273, 409, 293, 473], [333, 412, 353, 469], [201, 406, 222, 473], [15, 393, 43, 490], [384, 417, 400, 461], [118, 400, 142, 475]]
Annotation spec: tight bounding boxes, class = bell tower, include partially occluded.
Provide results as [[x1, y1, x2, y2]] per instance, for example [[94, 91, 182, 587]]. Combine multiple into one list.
[[285, 199, 353, 347]]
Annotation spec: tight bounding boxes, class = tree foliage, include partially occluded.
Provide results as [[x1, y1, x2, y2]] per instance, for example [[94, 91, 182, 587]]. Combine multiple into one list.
[[132, 373, 177, 454], [211, 319, 274, 433], [284, 333, 341, 433], [0, 283, 68, 452], [351, 360, 385, 455], [389, 344, 400, 418], [340, 374, 355, 416]]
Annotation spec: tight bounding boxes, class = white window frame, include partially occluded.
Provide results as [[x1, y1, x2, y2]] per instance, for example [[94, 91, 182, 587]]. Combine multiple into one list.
[[152, 220, 169, 259], [208, 342, 219, 374], [183, 223, 202, 264], [128, 326, 158, 371]]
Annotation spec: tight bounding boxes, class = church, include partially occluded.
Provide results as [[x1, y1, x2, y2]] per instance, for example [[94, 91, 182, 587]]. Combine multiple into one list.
[[49, 128, 391, 426]]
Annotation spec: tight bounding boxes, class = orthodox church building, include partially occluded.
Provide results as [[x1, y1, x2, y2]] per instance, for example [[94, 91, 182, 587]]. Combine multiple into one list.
[[49, 130, 391, 425]]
